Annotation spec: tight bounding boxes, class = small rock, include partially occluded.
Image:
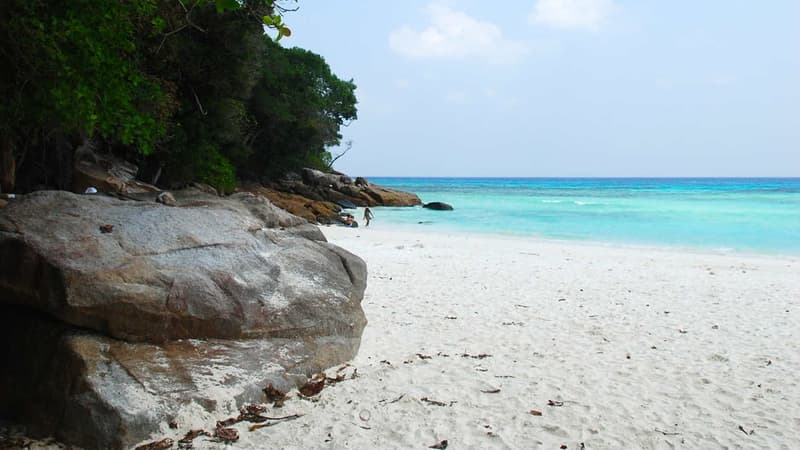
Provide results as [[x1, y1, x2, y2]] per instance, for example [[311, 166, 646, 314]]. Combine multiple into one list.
[[156, 191, 177, 206], [423, 202, 454, 211]]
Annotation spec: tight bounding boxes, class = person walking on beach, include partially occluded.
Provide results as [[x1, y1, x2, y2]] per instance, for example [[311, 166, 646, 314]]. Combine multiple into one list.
[[363, 207, 374, 227]]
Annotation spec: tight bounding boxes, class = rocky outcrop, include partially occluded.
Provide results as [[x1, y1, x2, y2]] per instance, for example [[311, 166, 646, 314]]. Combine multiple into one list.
[[239, 183, 341, 224], [271, 168, 421, 211], [0, 189, 367, 449], [72, 148, 161, 195], [423, 201, 454, 211]]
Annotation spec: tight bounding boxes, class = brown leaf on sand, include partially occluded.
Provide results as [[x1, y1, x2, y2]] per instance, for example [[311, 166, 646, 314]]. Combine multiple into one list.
[[214, 425, 239, 443], [263, 384, 287, 403], [547, 400, 564, 407], [429, 439, 448, 449], [326, 374, 346, 384], [178, 429, 210, 446], [529, 409, 543, 416], [299, 378, 325, 397], [135, 438, 174, 450], [99, 224, 114, 233], [217, 416, 238, 428], [421, 397, 447, 407], [238, 404, 269, 423]]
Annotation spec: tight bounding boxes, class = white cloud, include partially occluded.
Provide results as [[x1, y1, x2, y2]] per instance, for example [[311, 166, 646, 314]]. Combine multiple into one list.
[[389, 4, 528, 64], [529, 0, 615, 31]]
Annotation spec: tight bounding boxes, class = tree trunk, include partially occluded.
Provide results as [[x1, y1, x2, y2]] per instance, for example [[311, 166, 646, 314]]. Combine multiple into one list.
[[0, 135, 15, 193]]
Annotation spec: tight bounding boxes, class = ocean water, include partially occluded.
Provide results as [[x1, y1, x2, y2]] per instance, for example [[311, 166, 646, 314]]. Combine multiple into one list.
[[366, 178, 800, 255]]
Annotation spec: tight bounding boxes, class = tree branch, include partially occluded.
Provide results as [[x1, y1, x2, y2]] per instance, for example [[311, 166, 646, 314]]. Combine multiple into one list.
[[191, 87, 208, 116]]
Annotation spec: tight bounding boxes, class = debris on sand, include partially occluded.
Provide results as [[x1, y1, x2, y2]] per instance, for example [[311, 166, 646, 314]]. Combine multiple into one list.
[[178, 429, 210, 448], [264, 384, 287, 402], [135, 438, 174, 450], [213, 424, 239, 443], [461, 353, 492, 359], [248, 414, 304, 431], [429, 439, 448, 449], [421, 397, 456, 407], [299, 377, 326, 397]]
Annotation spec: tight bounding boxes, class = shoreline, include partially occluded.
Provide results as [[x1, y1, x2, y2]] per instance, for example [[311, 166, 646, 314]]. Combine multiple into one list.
[[338, 217, 800, 261]]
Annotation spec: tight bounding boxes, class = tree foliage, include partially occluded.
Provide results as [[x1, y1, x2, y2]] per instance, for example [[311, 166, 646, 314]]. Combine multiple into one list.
[[246, 39, 357, 179], [0, 0, 355, 193]]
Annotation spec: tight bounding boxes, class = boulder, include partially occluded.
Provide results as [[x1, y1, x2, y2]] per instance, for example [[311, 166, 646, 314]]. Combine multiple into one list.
[[0, 190, 367, 449], [301, 168, 341, 188], [239, 184, 340, 224], [423, 201, 454, 211], [363, 184, 422, 206], [72, 150, 160, 195], [335, 199, 357, 210], [275, 170, 422, 209]]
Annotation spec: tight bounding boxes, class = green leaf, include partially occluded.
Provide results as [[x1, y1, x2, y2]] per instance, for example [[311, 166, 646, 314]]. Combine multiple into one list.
[[215, 0, 240, 13]]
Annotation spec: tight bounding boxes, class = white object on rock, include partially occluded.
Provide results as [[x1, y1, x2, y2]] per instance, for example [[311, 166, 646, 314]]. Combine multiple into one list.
[[84, 187, 98, 194]]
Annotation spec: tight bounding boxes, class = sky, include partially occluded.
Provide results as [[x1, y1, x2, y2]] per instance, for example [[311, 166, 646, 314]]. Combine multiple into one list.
[[282, 0, 799, 177]]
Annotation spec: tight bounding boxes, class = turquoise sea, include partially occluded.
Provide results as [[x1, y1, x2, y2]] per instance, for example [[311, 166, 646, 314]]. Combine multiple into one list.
[[367, 178, 800, 255]]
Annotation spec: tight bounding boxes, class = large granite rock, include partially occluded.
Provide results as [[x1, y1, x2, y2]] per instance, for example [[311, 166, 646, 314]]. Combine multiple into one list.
[[239, 183, 341, 225], [0, 189, 367, 449], [270, 168, 422, 213]]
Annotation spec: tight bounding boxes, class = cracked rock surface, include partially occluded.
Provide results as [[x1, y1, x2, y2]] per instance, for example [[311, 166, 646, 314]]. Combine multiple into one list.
[[0, 189, 367, 449]]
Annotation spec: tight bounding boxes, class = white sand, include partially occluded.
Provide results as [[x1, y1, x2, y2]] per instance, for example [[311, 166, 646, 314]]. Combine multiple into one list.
[[16, 225, 798, 449], [175, 225, 799, 449]]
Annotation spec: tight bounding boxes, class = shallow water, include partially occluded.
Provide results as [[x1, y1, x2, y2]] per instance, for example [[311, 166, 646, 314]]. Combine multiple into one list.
[[367, 178, 800, 255]]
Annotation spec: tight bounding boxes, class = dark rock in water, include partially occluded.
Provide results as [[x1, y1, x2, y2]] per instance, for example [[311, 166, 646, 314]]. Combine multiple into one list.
[[0, 189, 367, 449], [423, 202, 454, 211], [335, 199, 357, 209]]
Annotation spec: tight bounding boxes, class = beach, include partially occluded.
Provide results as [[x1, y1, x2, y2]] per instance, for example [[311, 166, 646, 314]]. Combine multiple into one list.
[[177, 224, 799, 449]]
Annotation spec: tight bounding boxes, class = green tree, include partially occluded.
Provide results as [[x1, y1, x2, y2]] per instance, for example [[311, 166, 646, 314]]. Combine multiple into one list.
[[0, 0, 169, 191], [245, 38, 357, 180]]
